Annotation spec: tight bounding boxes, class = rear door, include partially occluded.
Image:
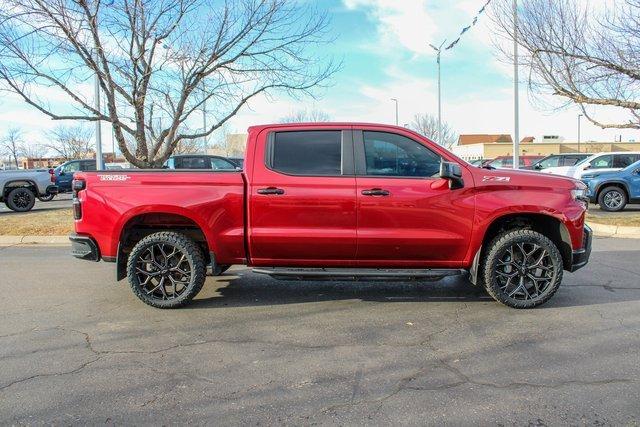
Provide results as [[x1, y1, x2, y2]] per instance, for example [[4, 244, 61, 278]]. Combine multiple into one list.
[[353, 129, 474, 267], [248, 128, 357, 266]]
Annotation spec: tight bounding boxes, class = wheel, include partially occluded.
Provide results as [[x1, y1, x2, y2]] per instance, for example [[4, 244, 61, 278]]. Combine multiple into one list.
[[37, 194, 55, 202], [126, 232, 206, 308], [598, 186, 627, 212], [5, 187, 36, 212], [481, 229, 563, 309], [213, 264, 231, 276]]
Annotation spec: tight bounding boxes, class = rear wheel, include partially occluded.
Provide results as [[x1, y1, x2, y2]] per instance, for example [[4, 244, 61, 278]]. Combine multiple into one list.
[[37, 194, 55, 202], [6, 187, 36, 212], [127, 232, 206, 308], [598, 186, 627, 212], [481, 230, 563, 309]]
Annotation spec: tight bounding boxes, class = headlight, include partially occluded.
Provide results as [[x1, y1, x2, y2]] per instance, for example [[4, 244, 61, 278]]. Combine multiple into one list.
[[571, 188, 588, 201]]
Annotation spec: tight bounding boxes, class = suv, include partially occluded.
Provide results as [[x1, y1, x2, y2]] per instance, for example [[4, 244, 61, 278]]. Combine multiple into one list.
[[565, 152, 640, 179], [582, 159, 640, 211], [487, 155, 545, 169]]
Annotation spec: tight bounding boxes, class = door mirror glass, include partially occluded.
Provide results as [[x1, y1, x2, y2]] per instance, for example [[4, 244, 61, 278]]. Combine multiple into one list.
[[439, 161, 464, 189]]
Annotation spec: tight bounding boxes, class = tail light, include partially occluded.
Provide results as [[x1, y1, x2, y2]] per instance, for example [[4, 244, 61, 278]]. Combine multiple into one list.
[[49, 168, 55, 183], [72, 179, 86, 219]]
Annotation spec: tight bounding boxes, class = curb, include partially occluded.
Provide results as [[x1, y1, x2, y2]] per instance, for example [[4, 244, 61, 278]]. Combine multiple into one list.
[[587, 222, 640, 239], [0, 235, 70, 245]]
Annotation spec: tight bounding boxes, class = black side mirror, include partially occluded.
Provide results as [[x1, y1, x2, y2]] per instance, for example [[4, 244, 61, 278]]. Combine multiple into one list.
[[439, 161, 464, 189]]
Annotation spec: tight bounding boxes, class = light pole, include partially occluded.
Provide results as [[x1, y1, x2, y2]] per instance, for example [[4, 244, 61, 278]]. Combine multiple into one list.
[[94, 68, 104, 170], [513, 0, 520, 169], [202, 81, 208, 154], [429, 40, 446, 145], [390, 98, 399, 125], [577, 113, 583, 153]]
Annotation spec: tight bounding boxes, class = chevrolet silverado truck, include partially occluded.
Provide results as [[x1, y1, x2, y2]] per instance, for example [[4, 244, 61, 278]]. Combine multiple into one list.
[[1, 169, 58, 212], [69, 123, 592, 309]]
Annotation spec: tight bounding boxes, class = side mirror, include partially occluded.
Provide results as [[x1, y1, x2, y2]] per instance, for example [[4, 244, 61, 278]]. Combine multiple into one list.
[[439, 161, 464, 190], [583, 163, 591, 170], [534, 163, 542, 170], [59, 170, 65, 176]]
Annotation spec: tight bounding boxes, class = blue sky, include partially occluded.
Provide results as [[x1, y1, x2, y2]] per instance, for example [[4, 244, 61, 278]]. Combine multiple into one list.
[[1, 0, 638, 149]]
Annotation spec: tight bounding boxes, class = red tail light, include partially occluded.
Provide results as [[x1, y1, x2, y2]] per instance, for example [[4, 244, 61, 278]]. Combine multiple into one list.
[[49, 169, 55, 183]]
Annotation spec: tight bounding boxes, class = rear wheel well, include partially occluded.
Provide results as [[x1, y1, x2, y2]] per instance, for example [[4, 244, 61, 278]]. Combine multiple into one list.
[[117, 213, 210, 280], [596, 182, 628, 202], [2, 180, 37, 200], [480, 214, 573, 271]]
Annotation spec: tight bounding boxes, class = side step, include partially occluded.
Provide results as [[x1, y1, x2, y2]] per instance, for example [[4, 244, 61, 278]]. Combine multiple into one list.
[[252, 267, 467, 281]]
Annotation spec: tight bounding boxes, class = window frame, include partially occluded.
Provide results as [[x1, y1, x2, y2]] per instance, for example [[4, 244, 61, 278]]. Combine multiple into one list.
[[353, 130, 443, 179], [265, 130, 354, 177]]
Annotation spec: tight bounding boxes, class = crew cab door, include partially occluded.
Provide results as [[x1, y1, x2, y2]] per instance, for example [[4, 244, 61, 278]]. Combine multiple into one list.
[[353, 129, 474, 267], [248, 128, 357, 266]]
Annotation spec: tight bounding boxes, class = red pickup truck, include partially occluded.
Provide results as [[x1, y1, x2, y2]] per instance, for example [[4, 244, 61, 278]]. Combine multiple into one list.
[[70, 123, 591, 309]]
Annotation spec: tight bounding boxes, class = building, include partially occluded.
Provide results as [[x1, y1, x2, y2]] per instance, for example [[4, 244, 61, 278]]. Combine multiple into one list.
[[458, 134, 513, 145], [453, 134, 640, 161], [20, 156, 66, 169]]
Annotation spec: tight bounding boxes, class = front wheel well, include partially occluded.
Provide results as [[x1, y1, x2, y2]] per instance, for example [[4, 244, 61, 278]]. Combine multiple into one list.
[[117, 213, 210, 280], [480, 213, 573, 271]]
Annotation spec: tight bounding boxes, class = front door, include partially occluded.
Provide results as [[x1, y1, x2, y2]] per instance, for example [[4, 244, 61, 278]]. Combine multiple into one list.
[[248, 128, 357, 266], [354, 129, 474, 268]]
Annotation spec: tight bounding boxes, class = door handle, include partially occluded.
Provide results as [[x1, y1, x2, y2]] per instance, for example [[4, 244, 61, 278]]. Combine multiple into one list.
[[361, 188, 390, 196], [257, 187, 285, 195]]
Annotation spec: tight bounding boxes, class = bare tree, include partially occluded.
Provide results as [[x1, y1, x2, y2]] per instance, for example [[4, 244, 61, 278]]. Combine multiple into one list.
[[1, 128, 23, 168], [0, 0, 338, 168], [409, 113, 458, 148], [46, 125, 94, 161], [491, 0, 640, 129], [20, 141, 47, 160], [279, 109, 331, 123]]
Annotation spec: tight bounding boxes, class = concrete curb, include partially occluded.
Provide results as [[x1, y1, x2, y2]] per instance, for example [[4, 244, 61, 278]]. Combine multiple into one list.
[[587, 222, 640, 239], [1, 223, 639, 246], [0, 235, 70, 245]]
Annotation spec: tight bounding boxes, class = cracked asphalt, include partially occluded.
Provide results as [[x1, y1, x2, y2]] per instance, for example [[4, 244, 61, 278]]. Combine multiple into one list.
[[1, 237, 640, 425]]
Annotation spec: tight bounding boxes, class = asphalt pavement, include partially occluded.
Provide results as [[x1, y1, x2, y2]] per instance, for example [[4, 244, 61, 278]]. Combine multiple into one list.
[[1, 237, 639, 424]]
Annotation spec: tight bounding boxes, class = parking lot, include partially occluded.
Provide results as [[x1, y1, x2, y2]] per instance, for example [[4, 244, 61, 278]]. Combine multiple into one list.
[[1, 237, 639, 424]]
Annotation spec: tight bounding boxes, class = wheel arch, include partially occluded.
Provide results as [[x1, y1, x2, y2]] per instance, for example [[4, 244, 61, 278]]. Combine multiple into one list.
[[471, 213, 573, 283], [596, 181, 629, 202], [115, 211, 212, 281], [2, 179, 38, 198]]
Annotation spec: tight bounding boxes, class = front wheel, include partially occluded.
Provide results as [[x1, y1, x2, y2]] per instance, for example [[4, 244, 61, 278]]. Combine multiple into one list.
[[127, 232, 206, 308], [481, 230, 563, 309], [598, 186, 627, 212]]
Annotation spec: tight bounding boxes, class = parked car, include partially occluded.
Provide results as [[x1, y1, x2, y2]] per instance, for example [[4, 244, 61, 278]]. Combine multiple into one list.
[[70, 123, 591, 310], [0, 169, 58, 212], [487, 155, 545, 169], [468, 158, 493, 167], [582, 159, 640, 211], [164, 154, 239, 170], [54, 159, 97, 193], [227, 157, 245, 169], [531, 153, 592, 173], [561, 152, 640, 179]]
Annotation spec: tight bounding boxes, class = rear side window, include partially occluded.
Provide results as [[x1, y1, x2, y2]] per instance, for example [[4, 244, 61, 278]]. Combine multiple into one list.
[[175, 157, 209, 169], [363, 131, 441, 177], [81, 162, 96, 171], [613, 154, 640, 168], [270, 131, 342, 175]]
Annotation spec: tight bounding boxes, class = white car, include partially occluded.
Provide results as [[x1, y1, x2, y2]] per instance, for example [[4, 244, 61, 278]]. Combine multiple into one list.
[[533, 153, 591, 175], [551, 152, 640, 179]]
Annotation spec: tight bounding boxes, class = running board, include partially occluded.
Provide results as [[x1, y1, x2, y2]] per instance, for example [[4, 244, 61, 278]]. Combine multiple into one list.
[[252, 267, 466, 281]]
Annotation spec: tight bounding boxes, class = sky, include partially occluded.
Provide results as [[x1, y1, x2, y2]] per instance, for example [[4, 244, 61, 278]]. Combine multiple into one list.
[[0, 0, 638, 152]]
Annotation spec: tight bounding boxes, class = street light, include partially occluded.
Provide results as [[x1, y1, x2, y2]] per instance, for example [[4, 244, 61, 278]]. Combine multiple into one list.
[[429, 40, 446, 145], [578, 113, 583, 153], [390, 98, 399, 125], [513, 0, 520, 169]]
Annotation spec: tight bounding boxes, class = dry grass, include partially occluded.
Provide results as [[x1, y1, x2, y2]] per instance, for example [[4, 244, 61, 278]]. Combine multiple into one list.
[[0, 208, 74, 235], [587, 211, 640, 227]]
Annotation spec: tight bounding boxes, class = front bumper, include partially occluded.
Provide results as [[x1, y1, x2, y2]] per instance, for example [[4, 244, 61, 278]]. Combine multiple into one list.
[[69, 233, 100, 262], [569, 224, 592, 272]]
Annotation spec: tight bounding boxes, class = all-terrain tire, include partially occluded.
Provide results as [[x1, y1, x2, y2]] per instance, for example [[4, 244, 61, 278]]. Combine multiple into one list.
[[6, 187, 36, 212], [127, 231, 206, 308], [598, 186, 627, 212], [481, 229, 563, 309]]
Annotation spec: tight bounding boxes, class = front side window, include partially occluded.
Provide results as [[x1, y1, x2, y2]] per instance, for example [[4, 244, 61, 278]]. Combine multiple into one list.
[[363, 131, 441, 177], [538, 156, 560, 169], [271, 131, 342, 175], [63, 161, 80, 173], [591, 155, 613, 169]]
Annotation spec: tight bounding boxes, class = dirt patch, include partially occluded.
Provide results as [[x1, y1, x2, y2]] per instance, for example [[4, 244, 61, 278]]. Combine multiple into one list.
[[0, 208, 74, 235]]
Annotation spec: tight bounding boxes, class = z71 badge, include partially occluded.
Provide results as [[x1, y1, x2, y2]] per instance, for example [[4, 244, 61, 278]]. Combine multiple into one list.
[[483, 176, 511, 182]]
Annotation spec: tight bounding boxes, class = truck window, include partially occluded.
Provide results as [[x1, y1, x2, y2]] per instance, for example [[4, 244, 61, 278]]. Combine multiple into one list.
[[175, 157, 209, 169], [63, 161, 80, 173], [271, 131, 342, 175], [363, 131, 441, 177], [211, 157, 236, 170]]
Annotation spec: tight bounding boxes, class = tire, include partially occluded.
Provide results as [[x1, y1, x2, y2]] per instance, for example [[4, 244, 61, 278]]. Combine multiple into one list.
[[598, 186, 627, 212], [481, 229, 563, 309], [37, 194, 55, 202], [5, 187, 36, 212], [127, 232, 206, 308]]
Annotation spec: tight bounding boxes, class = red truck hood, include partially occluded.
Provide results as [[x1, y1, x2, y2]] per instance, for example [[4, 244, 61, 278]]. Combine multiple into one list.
[[470, 166, 582, 189]]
